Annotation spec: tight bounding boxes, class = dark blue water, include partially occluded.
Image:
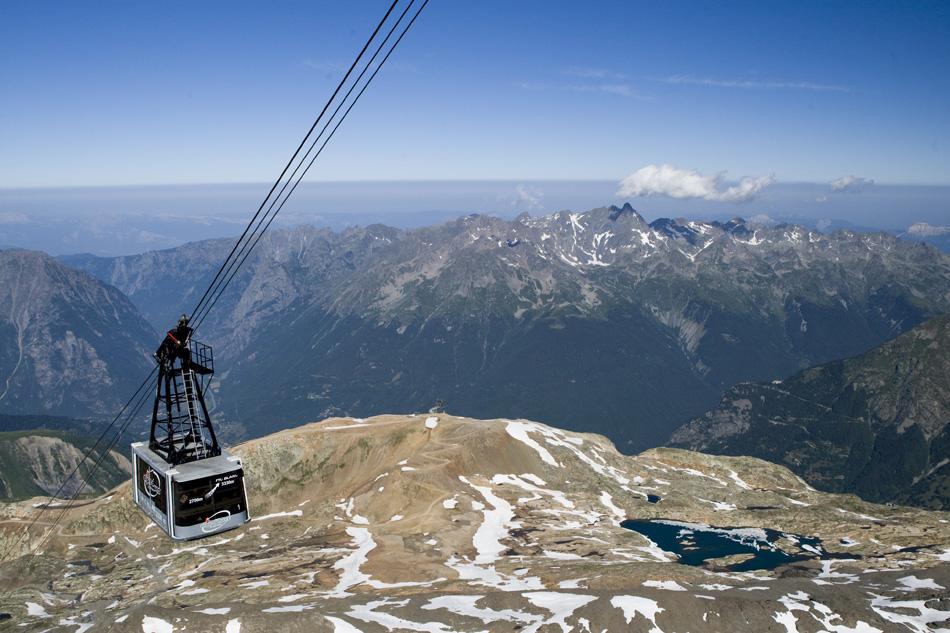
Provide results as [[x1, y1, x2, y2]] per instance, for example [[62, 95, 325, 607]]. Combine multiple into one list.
[[621, 519, 844, 572]]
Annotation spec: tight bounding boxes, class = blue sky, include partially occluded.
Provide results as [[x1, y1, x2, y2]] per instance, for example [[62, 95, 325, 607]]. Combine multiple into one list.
[[2, 0, 949, 188]]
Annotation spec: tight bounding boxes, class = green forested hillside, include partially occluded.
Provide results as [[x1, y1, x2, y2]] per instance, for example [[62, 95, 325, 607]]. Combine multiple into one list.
[[671, 315, 950, 509]]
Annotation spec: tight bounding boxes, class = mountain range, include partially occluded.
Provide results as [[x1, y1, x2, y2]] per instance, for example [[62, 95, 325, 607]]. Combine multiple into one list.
[[62, 206, 950, 450], [671, 313, 950, 510]]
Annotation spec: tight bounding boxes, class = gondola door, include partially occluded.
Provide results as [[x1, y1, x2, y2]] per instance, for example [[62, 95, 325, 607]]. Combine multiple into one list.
[[132, 450, 171, 533]]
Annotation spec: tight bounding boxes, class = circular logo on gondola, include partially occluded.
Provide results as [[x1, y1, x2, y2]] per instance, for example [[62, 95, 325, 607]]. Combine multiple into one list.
[[201, 510, 231, 533], [143, 468, 162, 498]]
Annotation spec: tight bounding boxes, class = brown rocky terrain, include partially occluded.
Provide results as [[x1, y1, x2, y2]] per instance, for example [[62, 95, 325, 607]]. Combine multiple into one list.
[[1, 414, 948, 632]]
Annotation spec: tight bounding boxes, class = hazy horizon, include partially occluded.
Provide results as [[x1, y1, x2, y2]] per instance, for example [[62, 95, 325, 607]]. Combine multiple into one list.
[[2, 179, 948, 256]]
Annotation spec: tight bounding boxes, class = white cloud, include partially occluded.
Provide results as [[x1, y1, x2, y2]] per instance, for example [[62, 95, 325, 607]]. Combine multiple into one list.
[[0, 212, 28, 225], [303, 59, 418, 74], [512, 81, 547, 91], [520, 67, 642, 99], [748, 214, 776, 226], [569, 83, 642, 98], [562, 66, 626, 80], [514, 184, 543, 210], [907, 222, 949, 237], [655, 75, 851, 92], [385, 60, 420, 74], [830, 175, 874, 192], [302, 59, 347, 73], [617, 164, 774, 203]]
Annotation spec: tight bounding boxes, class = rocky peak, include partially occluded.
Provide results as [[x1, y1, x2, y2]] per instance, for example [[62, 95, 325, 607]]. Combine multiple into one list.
[[718, 216, 751, 236], [607, 202, 643, 222]]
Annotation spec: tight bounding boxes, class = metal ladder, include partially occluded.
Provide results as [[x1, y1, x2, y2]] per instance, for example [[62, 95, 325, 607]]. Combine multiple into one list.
[[181, 369, 207, 460]]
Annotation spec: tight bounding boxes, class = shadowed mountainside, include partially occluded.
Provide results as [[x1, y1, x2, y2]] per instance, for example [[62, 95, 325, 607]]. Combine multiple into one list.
[[671, 314, 950, 509], [0, 249, 156, 419], [63, 208, 950, 450]]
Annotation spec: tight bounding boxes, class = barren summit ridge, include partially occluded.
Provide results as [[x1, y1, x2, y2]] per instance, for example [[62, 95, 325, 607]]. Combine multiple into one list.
[[2, 414, 948, 631]]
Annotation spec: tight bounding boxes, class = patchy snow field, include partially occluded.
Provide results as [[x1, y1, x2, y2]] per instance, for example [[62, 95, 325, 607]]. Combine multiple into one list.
[[3, 414, 947, 632]]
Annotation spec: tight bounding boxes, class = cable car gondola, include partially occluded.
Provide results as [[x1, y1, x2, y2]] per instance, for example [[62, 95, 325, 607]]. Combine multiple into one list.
[[21, 0, 428, 558], [131, 316, 250, 540]]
